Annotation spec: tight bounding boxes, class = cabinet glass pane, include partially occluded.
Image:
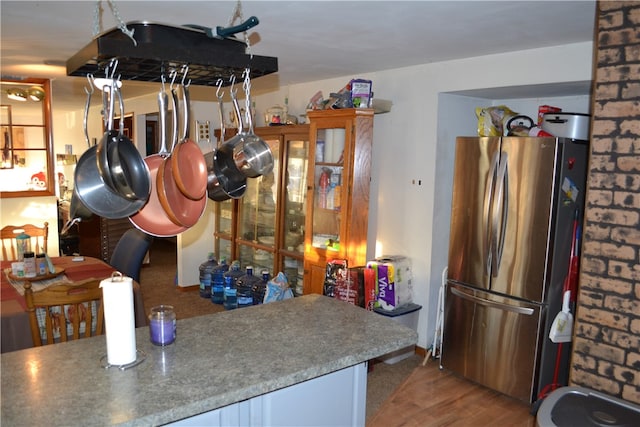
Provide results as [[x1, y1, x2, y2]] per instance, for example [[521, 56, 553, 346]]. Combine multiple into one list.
[[15, 126, 47, 149], [216, 238, 232, 264], [239, 244, 274, 275], [0, 149, 49, 191], [283, 139, 307, 253], [238, 139, 279, 243], [311, 128, 344, 250], [282, 255, 304, 296], [217, 199, 233, 236]]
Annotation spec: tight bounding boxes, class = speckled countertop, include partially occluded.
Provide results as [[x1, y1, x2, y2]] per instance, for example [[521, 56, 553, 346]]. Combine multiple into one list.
[[1, 295, 417, 426]]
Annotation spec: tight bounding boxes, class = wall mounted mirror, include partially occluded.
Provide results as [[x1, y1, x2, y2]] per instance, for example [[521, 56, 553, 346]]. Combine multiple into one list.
[[0, 78, 54, 197]]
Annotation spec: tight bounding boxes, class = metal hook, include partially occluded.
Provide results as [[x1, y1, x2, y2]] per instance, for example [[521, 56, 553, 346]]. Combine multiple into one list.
[[160, 74, 166, 92], [180, 64, 191, 87], [228, 75, 237, 98], [105, 58, 119, 79], [216, 78, 224, 99], [84, 74, 95, 96], [169, 69, 178, 90]]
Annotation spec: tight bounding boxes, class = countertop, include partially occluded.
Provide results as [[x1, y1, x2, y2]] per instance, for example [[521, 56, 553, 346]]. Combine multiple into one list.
[[1, 294, 417, 426]]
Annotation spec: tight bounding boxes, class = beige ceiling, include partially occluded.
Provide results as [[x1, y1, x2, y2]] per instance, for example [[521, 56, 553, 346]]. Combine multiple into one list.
[[1, 1, 597, 111]]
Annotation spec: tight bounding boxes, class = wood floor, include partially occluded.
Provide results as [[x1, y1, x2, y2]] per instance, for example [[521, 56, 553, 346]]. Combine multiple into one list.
[[368, 360, 537, 427]]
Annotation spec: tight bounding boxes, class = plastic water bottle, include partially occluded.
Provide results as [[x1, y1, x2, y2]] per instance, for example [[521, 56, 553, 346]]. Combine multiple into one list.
[[211, 258, 229, 304], [226, 262, 248, 307], [223, 275, 238, 310], [198, 253, 218, 299], [236, 266, 259, 308], [251, 270, 270, 305]]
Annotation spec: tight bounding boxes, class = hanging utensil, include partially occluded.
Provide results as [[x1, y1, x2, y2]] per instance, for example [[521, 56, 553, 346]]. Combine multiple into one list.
[[170, 68, 208, 200], [95, 77, 119, 193], [106, 83, 151, 201], [212, 77, 247, 199], [156, 74, 206, 227], [234, 68, 274, 178], [73, 73, 147, 220], [74, 142, 147, 219], [129, 78, 189, 237], [206, 79, 233, 202]]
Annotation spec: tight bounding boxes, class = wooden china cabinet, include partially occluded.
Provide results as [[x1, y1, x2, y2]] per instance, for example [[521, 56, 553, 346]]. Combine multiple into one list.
[[213, 108, 374, 296], [214, 124, 309, 296], [304, 109, 374, 295]]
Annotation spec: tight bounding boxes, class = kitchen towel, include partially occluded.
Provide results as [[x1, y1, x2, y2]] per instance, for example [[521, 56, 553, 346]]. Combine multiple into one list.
[[100, 274, 137, 365]]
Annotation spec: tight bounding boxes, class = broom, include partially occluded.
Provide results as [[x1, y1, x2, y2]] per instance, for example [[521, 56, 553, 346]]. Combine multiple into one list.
[[532, 209, 581, 414]]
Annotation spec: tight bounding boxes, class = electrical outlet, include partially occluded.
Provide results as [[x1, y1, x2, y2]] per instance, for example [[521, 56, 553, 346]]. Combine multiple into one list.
[[197, 120, 210, 143]]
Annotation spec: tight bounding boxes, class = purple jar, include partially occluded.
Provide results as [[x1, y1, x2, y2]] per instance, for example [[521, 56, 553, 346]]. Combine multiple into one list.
[[149, 305, 176, 346]]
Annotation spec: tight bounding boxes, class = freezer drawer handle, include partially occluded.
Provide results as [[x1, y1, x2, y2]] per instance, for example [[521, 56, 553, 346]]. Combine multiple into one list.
[[450, 286, 534, 316]]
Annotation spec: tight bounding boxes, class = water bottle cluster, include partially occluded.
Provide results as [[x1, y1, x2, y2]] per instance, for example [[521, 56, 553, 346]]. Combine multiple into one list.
[[200, 255, 271, 310]]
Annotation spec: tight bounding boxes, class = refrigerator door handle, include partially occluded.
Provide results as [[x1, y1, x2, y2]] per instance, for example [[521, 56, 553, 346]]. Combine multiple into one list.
[[483, 151, 500, 276], [491, 151, 509, 277], [450, 286, 534, 316]]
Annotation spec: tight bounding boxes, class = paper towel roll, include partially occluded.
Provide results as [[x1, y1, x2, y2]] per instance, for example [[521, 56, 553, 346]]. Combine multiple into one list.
[[332, 129, 345, 163], [100, 274, 137, 365]]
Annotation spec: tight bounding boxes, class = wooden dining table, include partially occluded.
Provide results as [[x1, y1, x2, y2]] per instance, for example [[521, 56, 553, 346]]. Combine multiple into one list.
[[1, 256, 147, 353]]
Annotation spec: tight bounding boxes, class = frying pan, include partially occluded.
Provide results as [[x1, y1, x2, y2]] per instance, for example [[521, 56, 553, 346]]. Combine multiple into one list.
[[105, 85, 151, 201], [129, 85, 189, 237], [183, 16, 259, 40], [171, 79, 208, 200], [156, 83, 206, 227]]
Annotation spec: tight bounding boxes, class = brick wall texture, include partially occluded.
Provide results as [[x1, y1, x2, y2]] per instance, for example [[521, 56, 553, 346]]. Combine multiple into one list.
[[572, 1, 640, 404]]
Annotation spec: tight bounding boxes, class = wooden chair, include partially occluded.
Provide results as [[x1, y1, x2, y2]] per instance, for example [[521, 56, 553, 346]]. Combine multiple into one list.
[[1, 222, 49, 260], [24, 279, 104, 346]]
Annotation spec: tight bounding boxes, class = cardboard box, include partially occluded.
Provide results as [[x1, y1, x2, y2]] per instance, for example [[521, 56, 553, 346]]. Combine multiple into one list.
[[538, 105, 562, 126], [350, 79, 372, 108], [366, 255, 413, 311]]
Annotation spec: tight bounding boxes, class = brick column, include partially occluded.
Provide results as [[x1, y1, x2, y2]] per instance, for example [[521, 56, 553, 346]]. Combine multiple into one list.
[[571, 1, 640, 404]]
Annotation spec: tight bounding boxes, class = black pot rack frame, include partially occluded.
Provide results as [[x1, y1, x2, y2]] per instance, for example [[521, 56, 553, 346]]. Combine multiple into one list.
[[66, 22, 278, 86]]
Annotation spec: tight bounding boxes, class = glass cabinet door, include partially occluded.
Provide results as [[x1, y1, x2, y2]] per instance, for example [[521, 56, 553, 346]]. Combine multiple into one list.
[[237, 138, 279, 274], [213, 124, 310, 291], [238, 139, 279, 243], [282, 139, 307, 254], [279, 137, 308, 293], [310, 127, 346, 253]]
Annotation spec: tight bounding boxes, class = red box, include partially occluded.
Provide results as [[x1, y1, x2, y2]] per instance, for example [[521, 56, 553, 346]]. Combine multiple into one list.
[[538, 105, 562, 126]]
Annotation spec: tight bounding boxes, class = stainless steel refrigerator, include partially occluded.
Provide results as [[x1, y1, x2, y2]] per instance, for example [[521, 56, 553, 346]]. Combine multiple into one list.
[[441, 136, 588, 404]]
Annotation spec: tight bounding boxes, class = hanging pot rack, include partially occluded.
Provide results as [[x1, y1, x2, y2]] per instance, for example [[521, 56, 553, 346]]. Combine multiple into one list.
[[66, 21, 278, 87]]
